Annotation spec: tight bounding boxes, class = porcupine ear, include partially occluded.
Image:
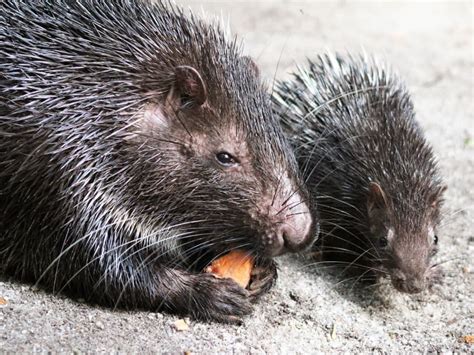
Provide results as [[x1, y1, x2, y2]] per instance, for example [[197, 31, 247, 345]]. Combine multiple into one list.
[[428, 185, 447, 209], [242, 56, 260, 78], [169, 65, 207, 109], [367, 182, 388, 216]]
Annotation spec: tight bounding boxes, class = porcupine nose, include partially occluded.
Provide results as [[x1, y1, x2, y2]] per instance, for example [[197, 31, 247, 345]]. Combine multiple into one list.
[[267, 191, 316, 256], [278, 208, 314, 252], [391, 270, 426, 294], [405, 278, 425, 293]]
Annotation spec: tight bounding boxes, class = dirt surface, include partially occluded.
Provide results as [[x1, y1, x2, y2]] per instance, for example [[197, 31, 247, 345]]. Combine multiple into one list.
[[1, 1, 473, 353]]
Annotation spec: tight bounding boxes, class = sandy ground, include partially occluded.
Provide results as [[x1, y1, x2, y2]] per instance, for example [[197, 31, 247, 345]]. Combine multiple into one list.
[[1, 0, 473, 353]]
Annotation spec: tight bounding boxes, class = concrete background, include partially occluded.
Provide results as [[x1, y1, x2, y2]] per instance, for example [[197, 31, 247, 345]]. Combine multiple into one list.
[[1, 0, 473, 353]]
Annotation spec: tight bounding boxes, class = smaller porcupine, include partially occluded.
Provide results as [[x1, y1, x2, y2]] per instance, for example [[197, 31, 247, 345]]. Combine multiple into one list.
[[0, 0, 315, 322], [273, 53, 446, 293]]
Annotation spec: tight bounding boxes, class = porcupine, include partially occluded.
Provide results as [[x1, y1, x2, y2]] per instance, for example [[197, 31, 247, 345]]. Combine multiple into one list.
[[0, 0, 316, 322], [273, 53, 446, 293]]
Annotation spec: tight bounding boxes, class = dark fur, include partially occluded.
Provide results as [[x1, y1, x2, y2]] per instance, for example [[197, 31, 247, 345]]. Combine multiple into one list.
[[0, 0, 315, 322], [273, 53, 445, 293]]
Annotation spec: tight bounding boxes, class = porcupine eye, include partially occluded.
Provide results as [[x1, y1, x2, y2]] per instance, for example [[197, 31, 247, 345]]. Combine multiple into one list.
[[216, 152, 239, 167], [379, 236, 388, 248], [433, 235, 438, 245]]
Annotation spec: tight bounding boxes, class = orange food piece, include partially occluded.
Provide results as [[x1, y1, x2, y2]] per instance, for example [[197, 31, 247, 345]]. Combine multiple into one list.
[[205, 250, 254, 288], [463, 335, 474, 344]]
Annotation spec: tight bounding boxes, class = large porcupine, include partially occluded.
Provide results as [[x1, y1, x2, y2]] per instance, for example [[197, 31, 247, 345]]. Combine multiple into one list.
[[273, 53, 446, 293], [0, 0, 316, 322]]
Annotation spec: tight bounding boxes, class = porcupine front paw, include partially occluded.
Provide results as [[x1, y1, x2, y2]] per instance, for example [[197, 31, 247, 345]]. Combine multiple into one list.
[[248, 259, 278, 300], [189, 273, 253, 323]]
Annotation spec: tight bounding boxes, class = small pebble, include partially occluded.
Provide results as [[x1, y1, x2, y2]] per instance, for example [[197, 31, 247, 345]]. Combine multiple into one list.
[[330, 324, 337, 340], [173, 319, 189, 332]]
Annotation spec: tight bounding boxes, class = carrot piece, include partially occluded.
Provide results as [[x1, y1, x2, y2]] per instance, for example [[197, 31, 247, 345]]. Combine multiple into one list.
[[205, 250, 254, 288]]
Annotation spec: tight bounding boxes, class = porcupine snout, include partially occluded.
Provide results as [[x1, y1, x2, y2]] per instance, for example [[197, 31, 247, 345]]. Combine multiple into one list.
[[261, 176, 316, 257]]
